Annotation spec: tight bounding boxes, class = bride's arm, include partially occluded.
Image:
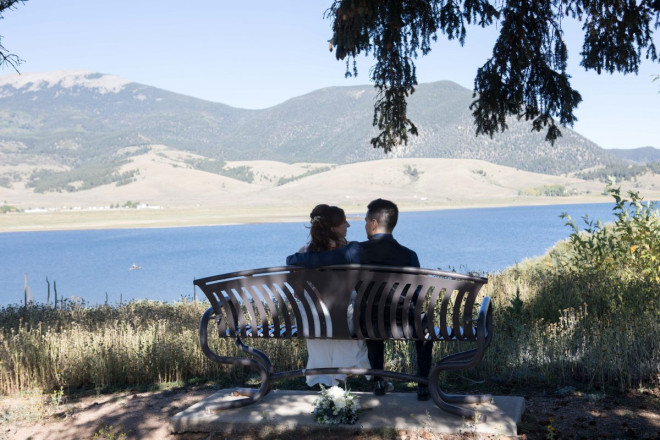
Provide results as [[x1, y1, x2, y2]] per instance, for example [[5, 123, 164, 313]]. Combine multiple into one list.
[[286, 242, 360, 268]]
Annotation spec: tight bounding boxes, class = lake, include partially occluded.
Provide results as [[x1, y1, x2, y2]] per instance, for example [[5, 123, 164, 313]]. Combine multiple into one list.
[[0, 203, 619, 306]]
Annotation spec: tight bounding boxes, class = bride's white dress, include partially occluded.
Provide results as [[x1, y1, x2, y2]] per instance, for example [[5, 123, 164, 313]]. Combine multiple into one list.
[[297, 245, 371, 387], [305, 336, 370, 387]]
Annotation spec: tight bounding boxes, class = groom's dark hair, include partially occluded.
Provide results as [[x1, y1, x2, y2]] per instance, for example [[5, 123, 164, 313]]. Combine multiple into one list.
[[367, 198, 398, 232]]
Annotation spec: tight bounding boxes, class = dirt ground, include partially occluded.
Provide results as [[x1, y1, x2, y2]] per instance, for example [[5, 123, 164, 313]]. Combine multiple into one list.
[[1, 386, 659, 440]]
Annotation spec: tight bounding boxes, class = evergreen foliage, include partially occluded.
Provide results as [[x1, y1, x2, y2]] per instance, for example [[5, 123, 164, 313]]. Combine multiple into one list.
[[276, 166, 333, 186], [27, 162, 139, 193], [326, 0, 659, 152], [576, 162, 660, 182], [219, 165, 254, 183], [184, 158, 255, 183], [0, 1, 25, 72], [184, 158, 227, 175]]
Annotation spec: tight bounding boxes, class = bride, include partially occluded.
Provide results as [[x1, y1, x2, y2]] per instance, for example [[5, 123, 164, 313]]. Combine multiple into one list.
[[297, 204, 370, 387]]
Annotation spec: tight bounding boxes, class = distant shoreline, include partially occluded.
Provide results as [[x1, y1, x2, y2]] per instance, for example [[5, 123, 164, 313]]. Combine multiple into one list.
[[0, 196, 618, 233]]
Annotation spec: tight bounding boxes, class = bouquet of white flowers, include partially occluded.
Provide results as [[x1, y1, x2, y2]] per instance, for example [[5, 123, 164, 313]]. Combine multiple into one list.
[[312, 385, 360, 425]]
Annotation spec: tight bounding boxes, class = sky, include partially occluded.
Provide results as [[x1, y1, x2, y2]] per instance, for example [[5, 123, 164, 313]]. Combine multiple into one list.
[[0, 0, 658, 149]]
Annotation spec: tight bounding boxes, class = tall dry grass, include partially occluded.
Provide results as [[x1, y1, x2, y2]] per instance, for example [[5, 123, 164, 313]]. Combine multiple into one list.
[[479, 270, 659, 392], [0, 300, 306, 395], [2, 273, 657, 396]]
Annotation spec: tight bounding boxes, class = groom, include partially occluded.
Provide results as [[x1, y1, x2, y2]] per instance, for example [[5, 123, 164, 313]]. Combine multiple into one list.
[[286, 198, 432, 401]]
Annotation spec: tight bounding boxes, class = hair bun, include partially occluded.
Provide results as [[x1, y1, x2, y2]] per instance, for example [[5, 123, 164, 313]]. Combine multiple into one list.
[[310, 204, 330, 220]]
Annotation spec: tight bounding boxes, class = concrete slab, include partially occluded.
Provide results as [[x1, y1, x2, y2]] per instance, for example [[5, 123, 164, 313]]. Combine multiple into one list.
[[170, 389, 525, 437]]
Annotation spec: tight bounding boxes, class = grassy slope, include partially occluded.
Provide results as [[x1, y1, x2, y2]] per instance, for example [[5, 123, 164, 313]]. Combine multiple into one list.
[[1, 145, 659, 232]]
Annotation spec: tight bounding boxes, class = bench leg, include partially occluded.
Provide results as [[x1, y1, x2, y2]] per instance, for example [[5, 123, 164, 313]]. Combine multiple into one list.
[[204, 344, 272, 411], [426, 344, 493, 422], [428, 370, 491, 422], [200, 308, 273, 411]]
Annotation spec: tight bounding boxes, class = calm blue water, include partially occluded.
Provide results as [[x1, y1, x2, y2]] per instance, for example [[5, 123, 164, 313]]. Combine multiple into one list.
[[0, 203, 619, 306]]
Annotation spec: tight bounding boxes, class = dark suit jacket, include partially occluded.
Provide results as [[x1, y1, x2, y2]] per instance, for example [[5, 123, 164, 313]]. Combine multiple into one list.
[[359, 234, 420, 268]]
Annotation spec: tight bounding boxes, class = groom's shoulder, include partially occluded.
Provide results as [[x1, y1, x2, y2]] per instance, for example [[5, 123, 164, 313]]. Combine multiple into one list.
[[361, 236, 417, 253]]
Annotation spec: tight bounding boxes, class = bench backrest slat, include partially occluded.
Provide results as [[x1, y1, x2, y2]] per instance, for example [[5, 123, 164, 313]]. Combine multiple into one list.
[[195, 265, 488, 341], [269, 283, 292, 337]]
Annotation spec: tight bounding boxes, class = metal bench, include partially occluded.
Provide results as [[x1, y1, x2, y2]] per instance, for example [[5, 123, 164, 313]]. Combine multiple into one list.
[[195, 264, 493, 420]]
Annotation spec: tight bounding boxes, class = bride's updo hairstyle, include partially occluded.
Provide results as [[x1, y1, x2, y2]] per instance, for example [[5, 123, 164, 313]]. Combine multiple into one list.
[[308, 204, 347, 252]]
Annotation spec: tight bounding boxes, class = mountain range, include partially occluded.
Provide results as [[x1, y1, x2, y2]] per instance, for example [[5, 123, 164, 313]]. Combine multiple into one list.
[[1, 70, 658, 215], [607, 147, 660, 164], [0, 70, 627, 175]]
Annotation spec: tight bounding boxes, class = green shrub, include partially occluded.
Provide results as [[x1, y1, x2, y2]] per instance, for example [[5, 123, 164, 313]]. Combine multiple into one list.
[[478, 185, 660, 391], [1, 204, 20, 214], [519, 184, 575, 197], [559, 185, 659, 315]]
